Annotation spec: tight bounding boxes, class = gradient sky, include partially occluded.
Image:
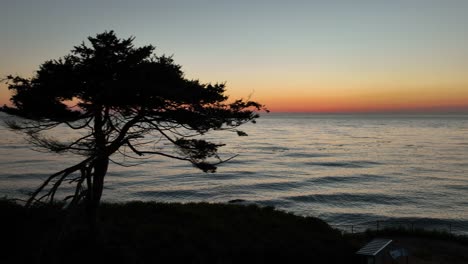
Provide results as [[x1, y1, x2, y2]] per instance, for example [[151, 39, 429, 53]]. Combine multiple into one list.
[[1, 0, 468, 113]]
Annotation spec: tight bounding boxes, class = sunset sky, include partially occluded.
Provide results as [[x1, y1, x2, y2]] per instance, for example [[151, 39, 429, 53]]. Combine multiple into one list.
[[1, 1, 468, 113]]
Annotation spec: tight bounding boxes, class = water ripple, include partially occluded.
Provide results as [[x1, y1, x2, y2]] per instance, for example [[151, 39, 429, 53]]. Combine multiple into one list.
[[286, 192, 409, 206], [304, 161, 381, 168]]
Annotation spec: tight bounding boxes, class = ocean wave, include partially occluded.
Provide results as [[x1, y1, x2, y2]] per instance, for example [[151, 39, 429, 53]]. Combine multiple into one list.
[[283, 152, 330, 158], [322, 213, 468, 235], [254, 146, 289, 152], [304, 161, 381, 168], [2, 159, 49, 165], [0, 145, 31, 150], [238, 181, 304, 191], [306, 174, 385, 184], [285, 192, 408, 206], [134, 189, 212, 199], [4, 173, 60, 179], [443, 184, 468, 191]]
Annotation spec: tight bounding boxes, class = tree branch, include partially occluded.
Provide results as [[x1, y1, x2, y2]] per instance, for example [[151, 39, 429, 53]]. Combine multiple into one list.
[[126, 140, 190, 161], [26, 157, 93, 207]]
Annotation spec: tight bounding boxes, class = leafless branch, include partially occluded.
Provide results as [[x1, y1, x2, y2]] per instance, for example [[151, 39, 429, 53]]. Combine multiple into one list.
[[26, 157, 93, 207]]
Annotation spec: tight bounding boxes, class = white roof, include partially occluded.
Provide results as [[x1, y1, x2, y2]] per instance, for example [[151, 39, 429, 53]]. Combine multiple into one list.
[[356, 239, 393, 256]]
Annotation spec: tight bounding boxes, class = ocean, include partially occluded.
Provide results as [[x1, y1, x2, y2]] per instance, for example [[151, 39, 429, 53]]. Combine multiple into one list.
[[1, 112, 467, 233]]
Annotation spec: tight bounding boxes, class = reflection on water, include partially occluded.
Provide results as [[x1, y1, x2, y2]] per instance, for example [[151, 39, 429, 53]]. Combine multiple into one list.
[[1, 113, 468, 229]]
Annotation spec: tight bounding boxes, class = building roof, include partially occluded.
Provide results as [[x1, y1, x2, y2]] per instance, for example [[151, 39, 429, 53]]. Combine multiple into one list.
[[356, 239, 393, 256]]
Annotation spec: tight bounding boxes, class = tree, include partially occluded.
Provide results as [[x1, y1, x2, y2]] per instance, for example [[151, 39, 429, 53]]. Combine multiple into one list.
[[1, 31, 266, 219]]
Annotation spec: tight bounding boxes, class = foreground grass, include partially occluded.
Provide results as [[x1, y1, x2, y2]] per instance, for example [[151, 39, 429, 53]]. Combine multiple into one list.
[[3, 199, 467, 264], [1, 199, 357, 264]]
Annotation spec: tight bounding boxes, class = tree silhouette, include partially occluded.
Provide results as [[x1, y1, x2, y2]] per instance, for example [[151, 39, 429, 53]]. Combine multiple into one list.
[[1, 31, 266, 219]]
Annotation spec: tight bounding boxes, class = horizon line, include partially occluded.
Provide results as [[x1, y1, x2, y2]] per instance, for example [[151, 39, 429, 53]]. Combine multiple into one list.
[[262, 110, 468, 115]]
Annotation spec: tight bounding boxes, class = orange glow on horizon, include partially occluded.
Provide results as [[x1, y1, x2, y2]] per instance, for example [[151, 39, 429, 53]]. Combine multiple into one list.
[[228, 84, 468, 113], [1, 82, 468, 113], [264, 100, 468, 113], [258, 92, 468, 113]]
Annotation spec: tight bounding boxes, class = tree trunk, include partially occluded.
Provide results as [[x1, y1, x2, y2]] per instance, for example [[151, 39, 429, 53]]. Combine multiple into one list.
[[92, 156, 109, 207], [87, 106, 109, 234], [86, 156, 109, 235]]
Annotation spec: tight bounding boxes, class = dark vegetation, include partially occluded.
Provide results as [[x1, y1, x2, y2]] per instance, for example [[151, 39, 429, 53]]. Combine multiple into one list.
[[1, 199, 357, 264], [3, 198, 468, 263]]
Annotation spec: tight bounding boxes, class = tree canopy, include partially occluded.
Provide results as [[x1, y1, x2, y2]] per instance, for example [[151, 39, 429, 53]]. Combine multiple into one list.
[[1, 31, 266, 211]]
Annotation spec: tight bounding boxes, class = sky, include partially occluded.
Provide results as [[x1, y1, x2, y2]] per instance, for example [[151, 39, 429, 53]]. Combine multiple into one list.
[[1, 0, 468, 113]]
